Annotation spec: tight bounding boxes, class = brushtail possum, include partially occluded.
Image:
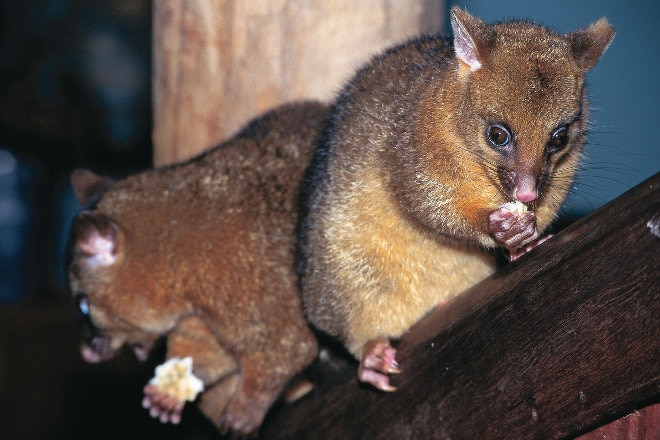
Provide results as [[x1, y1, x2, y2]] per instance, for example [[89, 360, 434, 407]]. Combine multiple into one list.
[[66, 101, 328, 434], [298, 7, 614, 391]]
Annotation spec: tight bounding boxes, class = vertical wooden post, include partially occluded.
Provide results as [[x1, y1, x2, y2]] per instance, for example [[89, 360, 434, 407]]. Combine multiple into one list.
[[152, 0, 444, 166]]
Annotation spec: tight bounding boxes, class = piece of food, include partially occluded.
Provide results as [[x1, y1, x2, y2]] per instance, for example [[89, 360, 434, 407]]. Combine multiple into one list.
[[149, 357, 204, 402], [500, 200, 528, 218]]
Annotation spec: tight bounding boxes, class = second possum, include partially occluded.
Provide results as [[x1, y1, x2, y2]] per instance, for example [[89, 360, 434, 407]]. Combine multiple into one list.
[[298, 8, 614, 391], [67, 102, 327, 434]]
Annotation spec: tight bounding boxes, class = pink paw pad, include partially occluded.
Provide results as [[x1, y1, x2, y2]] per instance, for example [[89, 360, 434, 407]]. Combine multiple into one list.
[[488, 203, 539, 249], [358, 338, 401, 392], [142, 384, 185, 425]]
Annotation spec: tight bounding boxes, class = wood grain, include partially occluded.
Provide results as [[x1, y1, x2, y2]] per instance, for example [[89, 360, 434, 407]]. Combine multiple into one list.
[[577, 403, 659, 440], [262, 172, 660, 439], [151, 0, 444, 166]]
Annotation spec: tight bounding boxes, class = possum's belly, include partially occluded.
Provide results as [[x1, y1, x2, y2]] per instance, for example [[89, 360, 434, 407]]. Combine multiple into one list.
[[381, 242, 496, 339], [336, 225, 497, 356], [423, 244, 496, 303]]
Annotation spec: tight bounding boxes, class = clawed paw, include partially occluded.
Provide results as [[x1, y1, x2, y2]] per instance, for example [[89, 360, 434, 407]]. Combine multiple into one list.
[[142, 384, 185, 424], [508, 234, 553, 261], [488, 202, 538, 250], [358, 338, 401, 392]]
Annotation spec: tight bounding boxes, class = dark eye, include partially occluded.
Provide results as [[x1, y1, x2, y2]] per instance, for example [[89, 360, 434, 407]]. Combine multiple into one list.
[[548, 126, 569, 152], [487, 124, 511, 148], [74, 293, 91, 321]]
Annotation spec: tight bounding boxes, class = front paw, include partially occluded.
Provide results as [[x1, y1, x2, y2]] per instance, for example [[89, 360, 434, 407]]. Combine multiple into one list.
[[142, 357, 204, 424], [142, 384, 186, 424], [488, 201, 538, 250], [508, 234, 553, 261], [358, 338, 401, 392]]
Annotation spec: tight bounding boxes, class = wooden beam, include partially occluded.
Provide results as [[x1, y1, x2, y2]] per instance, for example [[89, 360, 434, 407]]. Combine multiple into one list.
[[262, 172, 660, 439], [577, 404, 659, 440], [151, 0, 444, 166]]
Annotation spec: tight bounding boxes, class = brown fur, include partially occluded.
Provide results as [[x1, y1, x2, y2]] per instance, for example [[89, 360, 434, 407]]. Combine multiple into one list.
[[67, 101, 329, 434], [299, 8, 614, 361]]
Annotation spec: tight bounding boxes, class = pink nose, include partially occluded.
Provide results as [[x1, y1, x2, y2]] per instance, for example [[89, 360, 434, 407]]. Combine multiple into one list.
[[513, 173, 538, 202], [514, 188, 537, 203]]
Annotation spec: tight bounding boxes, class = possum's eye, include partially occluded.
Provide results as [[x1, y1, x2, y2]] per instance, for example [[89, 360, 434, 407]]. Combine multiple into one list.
[[487, 124, 511, 149], [547, 126, 569, 153], [74, 293, 91, 321]]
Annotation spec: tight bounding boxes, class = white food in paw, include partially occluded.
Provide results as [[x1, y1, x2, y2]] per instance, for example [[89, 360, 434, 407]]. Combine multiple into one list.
[[149, 356, 204, 402], [500, 200, 528, 217]]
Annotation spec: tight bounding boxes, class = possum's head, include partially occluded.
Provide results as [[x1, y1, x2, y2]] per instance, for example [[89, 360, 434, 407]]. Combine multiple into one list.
[[414, 8, 614, 245], [66, 170, 179, 363]]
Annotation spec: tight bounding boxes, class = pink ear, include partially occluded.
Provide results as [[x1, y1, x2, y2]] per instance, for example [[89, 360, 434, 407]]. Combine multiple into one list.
[[72, 211, 120, 267], [450, 7, 490, 73]]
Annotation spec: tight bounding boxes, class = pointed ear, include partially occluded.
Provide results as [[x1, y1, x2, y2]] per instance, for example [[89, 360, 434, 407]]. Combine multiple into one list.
[[568, 18, 615, 72], [450, 7, 493, 73], [71, 169, 114, 208], [72, 211, 121, 267]]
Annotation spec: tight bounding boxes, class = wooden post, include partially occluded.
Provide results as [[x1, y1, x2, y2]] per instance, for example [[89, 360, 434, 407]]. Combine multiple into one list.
[[152, 0, 444, 166], [262, 173, 660, 439]]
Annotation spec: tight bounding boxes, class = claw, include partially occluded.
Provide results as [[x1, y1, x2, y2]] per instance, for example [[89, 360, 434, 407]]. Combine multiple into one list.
[[508, 234, 553, 261], [488, 203, 539, 249], [358, 338, 400, 392]]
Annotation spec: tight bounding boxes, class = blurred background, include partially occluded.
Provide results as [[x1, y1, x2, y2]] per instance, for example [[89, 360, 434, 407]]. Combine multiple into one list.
[[0, 1, 657, 439], [0, 0, 152, 305]]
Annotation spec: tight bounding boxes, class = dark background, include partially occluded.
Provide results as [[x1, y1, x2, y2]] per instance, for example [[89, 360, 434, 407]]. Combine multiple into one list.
[[0, 0, 152, 304]]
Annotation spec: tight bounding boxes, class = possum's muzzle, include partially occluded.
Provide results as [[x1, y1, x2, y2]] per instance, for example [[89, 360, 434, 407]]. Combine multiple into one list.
[[73, 292, 151, 363], [80, 336, 116, 364]]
